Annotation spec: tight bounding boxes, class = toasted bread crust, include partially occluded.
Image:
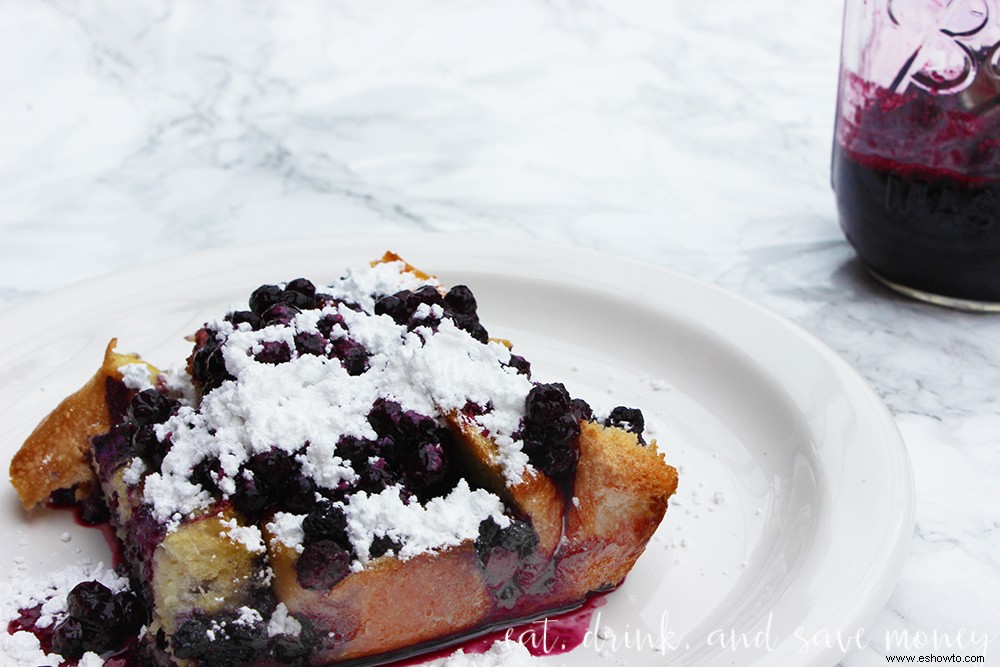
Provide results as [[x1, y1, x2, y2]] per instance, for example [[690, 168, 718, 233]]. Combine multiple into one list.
[[9, 339, 157, 509]]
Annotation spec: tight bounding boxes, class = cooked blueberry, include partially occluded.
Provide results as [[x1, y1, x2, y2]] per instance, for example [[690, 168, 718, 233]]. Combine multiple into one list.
[[398, 410, 438, 444], [296, 540, 351, 590], [285, 278, 316, 299], [78, 492, 111, 525], [302, 502, 349, 546], [261, 302, 300, 326], [192, 342, 233, 393], [255, 340, 292, 364], [246, 449, 299, 498], [520, 383, 582, 478], [249, 284, 283, 316], [128, 389, 174, 426], [507, 354, 531, 377], [268, 634, 311, 665], [369, 534, 402, 559], [172, 614, 213, 660], [190, 457, 222, 494], [374, 294, 404, 322], [131, 423, 159, 459], [498, 520, 539, 557], [67, 581, 116, 627], [336, 434, 374, 466], [173, 611, 266, 666], [330, 338, 368, 376], [283, 474, 320, 514], [367, 398, 402, 437], [113, 590, 147, 637], [294, 332, 327, 356], [225, 309, 262, 330], [374, 287, 443, 328], [526, 383, 572, 423], [281, 289, 315, 310], [314, 292, 337, 308], [405, 441, 448, 489], [316, 313, 346, 337], [356, 456, 399, 494], [231, 472, 268, 519], [92, 424, 135, 475], [605, 406, 645, 439], [570, 398, 594, 422], [51, 616, 86, 659], [522, 422, 579, 476], [443, 285, 476, 315]]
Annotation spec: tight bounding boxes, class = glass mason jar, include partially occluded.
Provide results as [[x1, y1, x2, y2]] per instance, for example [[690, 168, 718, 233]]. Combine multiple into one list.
[[832, 0, 1000, 310]]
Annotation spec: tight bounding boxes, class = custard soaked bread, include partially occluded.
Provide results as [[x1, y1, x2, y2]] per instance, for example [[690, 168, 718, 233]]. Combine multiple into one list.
[[9, 253, 678, 666]]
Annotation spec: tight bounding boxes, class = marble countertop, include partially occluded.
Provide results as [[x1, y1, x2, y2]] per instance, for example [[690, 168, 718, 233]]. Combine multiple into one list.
[[1, 1, 997, 665]]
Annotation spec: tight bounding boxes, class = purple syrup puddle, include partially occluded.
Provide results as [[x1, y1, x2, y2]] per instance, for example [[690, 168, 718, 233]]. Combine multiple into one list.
[[388, 592, 610, 667], [834, 73, 1000, 302]]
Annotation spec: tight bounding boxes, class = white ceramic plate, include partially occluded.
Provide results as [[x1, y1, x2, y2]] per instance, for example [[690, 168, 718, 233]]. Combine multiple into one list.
[[0, 235, 913, 667]]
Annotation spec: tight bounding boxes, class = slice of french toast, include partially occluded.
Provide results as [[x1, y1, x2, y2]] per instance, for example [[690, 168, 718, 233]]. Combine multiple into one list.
[[8, 253, 678, 666]]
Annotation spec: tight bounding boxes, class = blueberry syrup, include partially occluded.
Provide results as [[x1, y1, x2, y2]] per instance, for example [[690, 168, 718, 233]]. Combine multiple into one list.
[[833, 73, 1000, 302], [387, 593, 609, 667]]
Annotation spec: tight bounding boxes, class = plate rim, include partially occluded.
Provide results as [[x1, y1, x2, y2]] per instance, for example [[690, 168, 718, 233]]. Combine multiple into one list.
[[0, 232, 914, 666]]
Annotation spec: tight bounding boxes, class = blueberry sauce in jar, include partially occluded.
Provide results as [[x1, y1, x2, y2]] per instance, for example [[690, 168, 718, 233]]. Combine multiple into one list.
[[833, 73, 1000, 305]]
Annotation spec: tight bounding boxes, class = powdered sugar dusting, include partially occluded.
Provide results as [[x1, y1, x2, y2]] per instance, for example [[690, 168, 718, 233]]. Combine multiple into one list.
[[345, 479, 510, 567], [119, 363, 153, 391], [0, 562, 129, 667], [265, 512, 306, 554], [138, 260, 535, 552], [437, 639, 539, 666]]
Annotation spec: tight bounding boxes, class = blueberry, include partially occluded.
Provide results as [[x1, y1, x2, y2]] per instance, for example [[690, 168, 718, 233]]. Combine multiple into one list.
[[113, 590, 147, 637], [605, 406, 645, 440], [191, 457, 222, 494], [173, 611, 266, 666], [296, 540, 351, 590], [329, 338, 368, 376], [443, 285, 476, 316], [302, 502, 349, 547], [520, 383, 582, 478], [192, 341, 233, 393], [172, 614, 212, 659], [127, 389, 174, 426], [255, 340, 292, 365], [405, 441, 448, 489], [369, 534, 402, 559], [356, 456, 399, 494], [367, 399, 402, 437], [78, 493, 111, 526], [231, 472, 269, 520], [268, 634, 311, 665], [281, 289, 315, 310], [51, 616, 86, 660], [525, 383, 572, 423], [507, 354, 531, 377], [316, 313, 346, 338], [261, 302, 300, 326], [249, 285, 283, 316], [374, 294, 404, 323], [225, 310, 262, 330], [283, 474, 320, 515], [131, 423, 159, 459], [294, 332, 327, 357], [67, 581, 116, 627], [570, 398, 593, 422], [285, 278, 316, 300]]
